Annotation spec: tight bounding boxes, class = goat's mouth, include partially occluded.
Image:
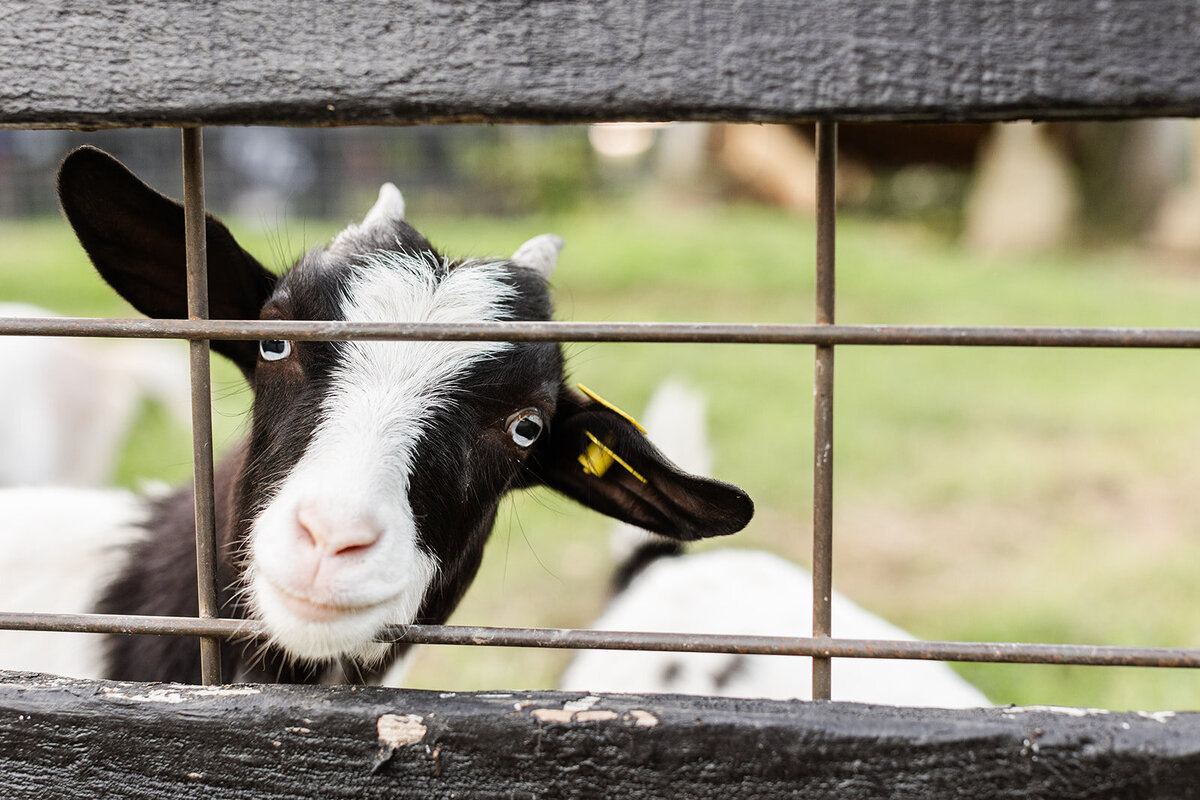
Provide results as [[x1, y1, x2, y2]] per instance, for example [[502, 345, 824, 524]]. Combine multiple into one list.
[[260, 578, 395, 623], [251, 575, 409, 661], [245, 536, 437, 661], [271, 587, 388, 623]]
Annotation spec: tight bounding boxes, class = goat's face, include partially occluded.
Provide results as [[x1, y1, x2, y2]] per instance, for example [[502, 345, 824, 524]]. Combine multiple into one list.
[[58, 146, 754, 669], [241, 200, 565, 662]]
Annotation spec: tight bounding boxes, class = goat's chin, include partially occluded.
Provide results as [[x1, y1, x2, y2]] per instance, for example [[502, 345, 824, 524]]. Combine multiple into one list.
[[250, 577, 407, 663]]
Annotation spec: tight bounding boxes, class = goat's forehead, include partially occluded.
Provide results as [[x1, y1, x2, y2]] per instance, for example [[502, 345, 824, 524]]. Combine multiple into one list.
[[328, 216, 434, 261], [274, 247, 549, 324]]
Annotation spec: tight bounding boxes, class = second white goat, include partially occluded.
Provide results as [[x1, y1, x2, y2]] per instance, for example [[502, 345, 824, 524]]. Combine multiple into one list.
[[559, 381, 990, 708], [0, 302, 190, 487]]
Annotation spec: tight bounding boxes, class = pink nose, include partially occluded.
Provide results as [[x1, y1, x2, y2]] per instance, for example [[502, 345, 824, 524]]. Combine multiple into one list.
[[296, 501, 383, 557]]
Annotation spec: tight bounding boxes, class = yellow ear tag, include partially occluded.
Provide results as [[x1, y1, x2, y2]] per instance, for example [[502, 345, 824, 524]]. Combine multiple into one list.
[[575, 384, 649, 484], [579, 431, 648, 484]]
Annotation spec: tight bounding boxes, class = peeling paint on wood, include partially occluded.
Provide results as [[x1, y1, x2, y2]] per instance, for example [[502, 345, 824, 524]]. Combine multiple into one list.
[[562, 695, 601, 712], [528, 695, 646, 725], [531, 707, 576, 724], [376, 714, 428, 748], [627, 709, 659, 728], [100, 684, 262, 705]]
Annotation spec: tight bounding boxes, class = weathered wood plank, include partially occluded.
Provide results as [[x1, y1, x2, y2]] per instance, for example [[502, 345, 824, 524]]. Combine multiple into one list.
[[3, 671, 1200, 798], [1, 0, 1198, 128]]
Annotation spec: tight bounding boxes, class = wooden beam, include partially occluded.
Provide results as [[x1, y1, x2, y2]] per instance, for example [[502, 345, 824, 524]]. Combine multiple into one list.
[[2, 0, 1199, 128], [3, 671, 1200, 798]]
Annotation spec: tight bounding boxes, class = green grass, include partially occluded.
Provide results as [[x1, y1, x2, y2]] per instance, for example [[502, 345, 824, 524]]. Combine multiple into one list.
[[5, 203, 1200, 710]]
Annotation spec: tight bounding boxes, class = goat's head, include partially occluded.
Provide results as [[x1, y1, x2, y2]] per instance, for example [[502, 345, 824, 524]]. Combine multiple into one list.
[[57, 146, 754, 669]]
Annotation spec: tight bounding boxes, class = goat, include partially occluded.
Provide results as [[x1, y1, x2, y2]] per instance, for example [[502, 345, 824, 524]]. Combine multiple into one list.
[[559, 381, 990, 708], [0, 303, 190, 486], [0, 146, 753, 685]]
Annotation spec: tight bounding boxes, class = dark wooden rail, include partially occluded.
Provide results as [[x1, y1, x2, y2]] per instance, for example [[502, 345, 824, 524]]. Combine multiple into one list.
[[2, 0, 1199, 128], [3, 672, 1199, 799]]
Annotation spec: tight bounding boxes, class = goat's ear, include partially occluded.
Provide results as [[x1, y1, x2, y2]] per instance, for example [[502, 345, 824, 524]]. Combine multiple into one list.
[[57, 146, 276, 378], [528, 387, 754, 540]]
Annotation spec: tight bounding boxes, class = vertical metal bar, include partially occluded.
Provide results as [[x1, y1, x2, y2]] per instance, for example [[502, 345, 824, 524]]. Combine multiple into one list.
[[811, 121, 837, 700], [182, 127, 222, 686]]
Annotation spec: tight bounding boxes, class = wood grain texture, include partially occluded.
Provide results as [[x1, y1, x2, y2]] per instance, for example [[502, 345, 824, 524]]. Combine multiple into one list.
[[1, 0, 1198, 128], [3, 671, 1200, 798]]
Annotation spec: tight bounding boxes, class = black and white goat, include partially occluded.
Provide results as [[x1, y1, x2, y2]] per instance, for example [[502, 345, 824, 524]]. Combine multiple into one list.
[[559, 381, 990, 708], [0, 147, 753, 685]]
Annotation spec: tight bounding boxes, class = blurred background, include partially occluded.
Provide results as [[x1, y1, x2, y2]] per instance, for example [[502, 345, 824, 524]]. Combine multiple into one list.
[[3, 119, 1200, 709]]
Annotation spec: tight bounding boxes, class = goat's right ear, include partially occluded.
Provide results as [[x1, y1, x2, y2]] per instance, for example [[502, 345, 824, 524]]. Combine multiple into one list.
[[57, 146, 277, 378], [528, 386, 755, 541]]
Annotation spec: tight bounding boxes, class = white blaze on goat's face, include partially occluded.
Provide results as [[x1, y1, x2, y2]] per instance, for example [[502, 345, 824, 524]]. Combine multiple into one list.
[[249, 248, 519, 663]]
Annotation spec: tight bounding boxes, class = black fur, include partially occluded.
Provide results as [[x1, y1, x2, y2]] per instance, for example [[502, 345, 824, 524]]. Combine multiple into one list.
[[610, 538, 685, 596]]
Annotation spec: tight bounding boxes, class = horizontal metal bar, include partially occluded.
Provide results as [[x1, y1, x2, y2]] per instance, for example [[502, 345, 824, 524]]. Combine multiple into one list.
[[7, 317, 1200, 348], [0, 612, 250, 638], [407, 627, 1200, 669], [2, 612, 1200, 669]]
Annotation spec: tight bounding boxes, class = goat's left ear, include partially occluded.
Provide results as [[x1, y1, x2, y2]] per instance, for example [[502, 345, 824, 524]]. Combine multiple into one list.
[[57, 146, 276, 379], [528, 387, 754, 540]]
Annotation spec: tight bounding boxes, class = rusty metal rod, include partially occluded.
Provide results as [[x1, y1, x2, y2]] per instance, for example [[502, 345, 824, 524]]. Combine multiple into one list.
[[400, 626, 1200, 669], [0, 612, 250, 638], [6, 317, 1200, 348], [2, 612, 1200, 668], [182, 127, 222, 686], [811, 120, 837, 699]]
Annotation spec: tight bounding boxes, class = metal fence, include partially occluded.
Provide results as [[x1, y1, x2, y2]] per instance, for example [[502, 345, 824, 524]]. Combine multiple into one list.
[[5, 122, 1200, 697]]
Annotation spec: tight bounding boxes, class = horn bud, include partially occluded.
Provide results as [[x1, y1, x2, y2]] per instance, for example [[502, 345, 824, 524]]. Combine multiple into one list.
[[511, 234, 564, 279], [362, 182, 406, 228]]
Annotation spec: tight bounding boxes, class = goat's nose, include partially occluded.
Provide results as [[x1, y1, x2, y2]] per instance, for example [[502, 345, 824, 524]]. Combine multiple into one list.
[[296, 501, 383, 556]]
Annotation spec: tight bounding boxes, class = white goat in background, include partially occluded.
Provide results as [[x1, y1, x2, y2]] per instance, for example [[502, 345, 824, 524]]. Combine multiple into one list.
[[560, 380, 990, 708], [0, 302, 190, 486]]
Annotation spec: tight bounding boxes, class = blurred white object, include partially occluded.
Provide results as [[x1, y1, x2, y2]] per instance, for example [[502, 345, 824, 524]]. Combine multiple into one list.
[[963, 122, 1079, 256], [0, 485, 147, 677], [1150, 121, 1200, 253], [561, 548, 990, 707], [588, 122, 669, 160], [0, 303, 190, 486], [561, 380, 990, 708]]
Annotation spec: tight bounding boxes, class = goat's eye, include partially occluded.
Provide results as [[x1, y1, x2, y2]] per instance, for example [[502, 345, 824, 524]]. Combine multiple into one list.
[[259, 339, 292, 362], [506, 409, 544, 448]]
